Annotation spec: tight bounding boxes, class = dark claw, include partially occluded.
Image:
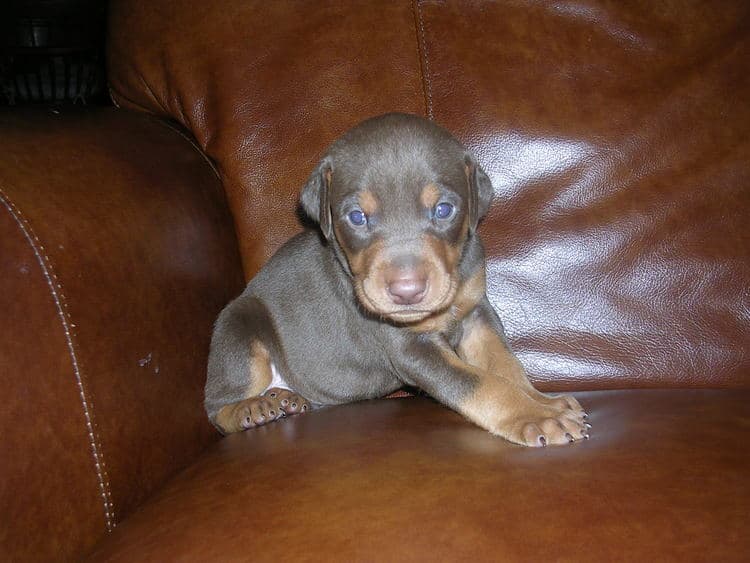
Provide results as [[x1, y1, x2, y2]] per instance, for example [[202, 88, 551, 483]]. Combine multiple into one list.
[[539, 436, 547, 447], [566, 433, 574, 443]]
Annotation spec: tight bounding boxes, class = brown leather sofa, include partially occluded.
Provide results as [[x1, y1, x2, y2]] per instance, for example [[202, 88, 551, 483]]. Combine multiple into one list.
[[1, 1, 748, 561]]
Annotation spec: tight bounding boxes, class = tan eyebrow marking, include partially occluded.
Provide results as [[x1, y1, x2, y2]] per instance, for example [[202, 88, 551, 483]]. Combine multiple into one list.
[[358, 190, 378, 215], [420, 183, 441, 208]]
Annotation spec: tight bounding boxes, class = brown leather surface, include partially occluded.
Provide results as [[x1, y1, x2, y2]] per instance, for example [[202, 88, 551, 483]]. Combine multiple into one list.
[[107, 0, 750, 391], [7, 2, 746, 559], [415, 0, 750, 391], [0, 202, 104, 561], [0, 108, 245, 561], [86, 391, 750, 562], [107, 0, 426, 276]]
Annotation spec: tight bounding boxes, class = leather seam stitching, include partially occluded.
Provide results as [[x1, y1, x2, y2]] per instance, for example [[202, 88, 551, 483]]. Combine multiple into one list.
[[0, 186, 116, 531], [107, 87, 221, 182], [413, 0, 434, 120], [155, 118, 222, 181]]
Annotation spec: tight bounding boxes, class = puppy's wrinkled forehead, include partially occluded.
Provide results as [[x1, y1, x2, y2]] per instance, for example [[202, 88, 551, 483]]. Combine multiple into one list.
[[326, 115, 468, 212]]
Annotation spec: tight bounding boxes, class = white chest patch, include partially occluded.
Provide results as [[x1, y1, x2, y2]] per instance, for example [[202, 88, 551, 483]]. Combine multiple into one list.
[[267, 361, 292, 392]]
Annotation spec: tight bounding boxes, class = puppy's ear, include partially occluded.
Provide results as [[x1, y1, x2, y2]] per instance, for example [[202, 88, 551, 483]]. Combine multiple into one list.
[[464, 153, 494, 234], [300, 157, 333, 240]]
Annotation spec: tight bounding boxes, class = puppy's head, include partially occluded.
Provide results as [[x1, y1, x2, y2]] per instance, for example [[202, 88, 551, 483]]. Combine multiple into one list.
[[301, 113, 493, 324]]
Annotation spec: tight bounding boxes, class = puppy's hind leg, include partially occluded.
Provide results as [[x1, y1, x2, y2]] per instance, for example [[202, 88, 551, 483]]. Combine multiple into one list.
[[214, 340, 281, 433], [205, 296, 310, 434]]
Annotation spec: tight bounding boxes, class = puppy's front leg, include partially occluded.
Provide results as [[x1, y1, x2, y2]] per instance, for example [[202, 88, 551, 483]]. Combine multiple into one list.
[[399, 335, 588, 447], [459, 299, 587, 417]]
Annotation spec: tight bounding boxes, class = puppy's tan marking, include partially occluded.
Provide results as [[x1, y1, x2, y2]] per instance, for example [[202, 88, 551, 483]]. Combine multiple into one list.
[[214, 340, 274, 432], [424, 233, 461, 275], [421, 214, 470, 286], [247, 340, 273, 396], [336, 234, 395, 313], [342, 237, 385, 278], [358, 190, 378, 216], [409, 267, 485, 333], [458, 315, 585, 414], [214, 404, 236, 433], [451, 267, 486, 321], [446, 346, 587, 447], [458, 317, 524, 379], [420, 183, 441, 209]]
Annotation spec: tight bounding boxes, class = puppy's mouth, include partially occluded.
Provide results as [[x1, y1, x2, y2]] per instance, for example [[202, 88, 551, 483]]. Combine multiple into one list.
[[355, 277, 457, 324]]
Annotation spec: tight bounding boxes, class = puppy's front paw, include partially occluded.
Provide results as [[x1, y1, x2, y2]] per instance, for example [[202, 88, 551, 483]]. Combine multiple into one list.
[[216, 395, 286, 433], [502, 402, 589, 447], [235, 396, 286, 429], [537, 393, 588, 420], [264, 387, 310, 416]]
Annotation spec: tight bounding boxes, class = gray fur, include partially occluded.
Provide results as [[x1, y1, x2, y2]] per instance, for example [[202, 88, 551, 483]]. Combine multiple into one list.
[[205, 113, 496, 428]]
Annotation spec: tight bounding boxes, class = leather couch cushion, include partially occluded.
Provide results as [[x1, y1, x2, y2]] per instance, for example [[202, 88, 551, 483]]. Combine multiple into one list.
[[107, 0, 426, 275], [86, 391, 749, 561], [0, 109, 244, 560], [415, 1, 750, 392], [107, 0, 750, 391]]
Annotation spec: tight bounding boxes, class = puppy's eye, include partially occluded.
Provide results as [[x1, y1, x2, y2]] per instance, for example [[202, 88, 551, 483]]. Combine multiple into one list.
[[348, 209, 367, 226], [434, 202, 455, 220]]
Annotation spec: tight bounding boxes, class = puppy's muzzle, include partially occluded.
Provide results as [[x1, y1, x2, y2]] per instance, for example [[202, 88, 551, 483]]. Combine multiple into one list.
[[386, 270, 428, 305], [355, 248, 455, 323]]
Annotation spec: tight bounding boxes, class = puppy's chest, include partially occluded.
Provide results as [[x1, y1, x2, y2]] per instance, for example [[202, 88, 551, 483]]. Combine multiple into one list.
[[283, 314, 395, 370]]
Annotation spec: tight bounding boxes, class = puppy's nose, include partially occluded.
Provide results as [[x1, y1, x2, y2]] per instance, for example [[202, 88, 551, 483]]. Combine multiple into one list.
[[387, 274, 427, 305]]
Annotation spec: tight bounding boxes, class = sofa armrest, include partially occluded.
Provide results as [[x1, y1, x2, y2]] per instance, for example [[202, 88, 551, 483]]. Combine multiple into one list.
[[0, 108, 244, 561]]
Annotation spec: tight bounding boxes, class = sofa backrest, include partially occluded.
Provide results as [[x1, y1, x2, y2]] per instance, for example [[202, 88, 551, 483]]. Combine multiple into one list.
[[108, 0, 750, 391]]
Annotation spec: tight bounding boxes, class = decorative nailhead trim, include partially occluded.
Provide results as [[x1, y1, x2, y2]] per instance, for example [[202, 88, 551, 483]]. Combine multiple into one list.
[[0, 187, 116, 531]]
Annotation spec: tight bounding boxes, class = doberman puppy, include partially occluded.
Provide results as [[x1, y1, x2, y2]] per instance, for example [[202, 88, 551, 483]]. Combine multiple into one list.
[[205, 113, 589, 447]]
